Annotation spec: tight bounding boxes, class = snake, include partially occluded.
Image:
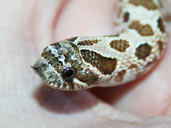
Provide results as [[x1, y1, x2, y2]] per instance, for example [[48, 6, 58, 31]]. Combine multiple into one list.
[[33, 0, 166, 91]]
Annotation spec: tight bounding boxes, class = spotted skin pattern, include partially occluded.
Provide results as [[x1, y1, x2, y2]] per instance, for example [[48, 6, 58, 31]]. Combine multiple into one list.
[[33, 0, 166, 91]]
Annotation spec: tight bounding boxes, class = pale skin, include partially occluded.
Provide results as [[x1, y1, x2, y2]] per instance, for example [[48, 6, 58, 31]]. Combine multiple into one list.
[[0, 0, 171, 127]]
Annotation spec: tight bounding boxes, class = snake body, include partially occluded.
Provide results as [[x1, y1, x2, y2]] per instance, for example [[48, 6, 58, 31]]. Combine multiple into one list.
[[33, 0, 166, 91]]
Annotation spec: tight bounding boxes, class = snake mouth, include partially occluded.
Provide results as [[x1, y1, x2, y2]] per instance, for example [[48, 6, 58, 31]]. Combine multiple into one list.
[[32, 57, 64, 88], [32, 62, 47, 80]]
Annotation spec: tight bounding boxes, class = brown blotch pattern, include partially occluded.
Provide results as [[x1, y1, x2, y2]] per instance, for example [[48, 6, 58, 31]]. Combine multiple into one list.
[[78, 40, 99, 46], [157, 40, 165, 53], [123, 12, 130, 22], [129, 21, 154, 36], [75, 68, 98, 85], [157, 18, 165, 33], [129, 64, 138, 69], [110, 39, 130, 52], [129, 0, 158, 10], [81, 50, 117, 75], [115, 70, 127, 82], [42, 49, 63, 73], [135, 43, 152, 60]]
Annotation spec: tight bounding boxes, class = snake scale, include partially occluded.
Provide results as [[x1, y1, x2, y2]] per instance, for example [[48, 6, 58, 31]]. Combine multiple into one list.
[[33, 0, 166, 91]]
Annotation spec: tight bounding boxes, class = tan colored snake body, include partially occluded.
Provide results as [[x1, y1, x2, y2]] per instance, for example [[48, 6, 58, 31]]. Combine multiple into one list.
[[33, 0, 166, 91]]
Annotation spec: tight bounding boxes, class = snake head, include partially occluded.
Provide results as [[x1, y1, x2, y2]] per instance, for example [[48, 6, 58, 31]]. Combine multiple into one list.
[[32, 40, 98, 91]]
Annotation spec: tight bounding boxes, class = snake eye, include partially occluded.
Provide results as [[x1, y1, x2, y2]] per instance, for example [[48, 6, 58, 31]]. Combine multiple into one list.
[[62, 67, 76, 81]]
